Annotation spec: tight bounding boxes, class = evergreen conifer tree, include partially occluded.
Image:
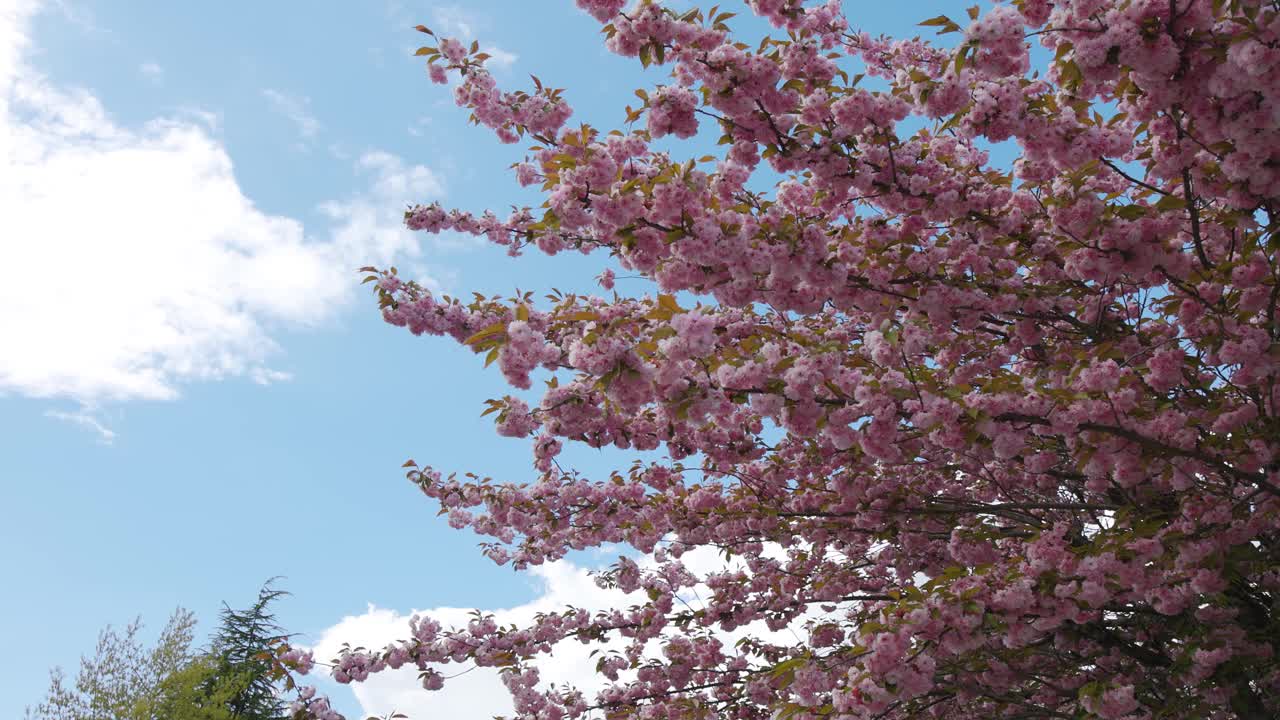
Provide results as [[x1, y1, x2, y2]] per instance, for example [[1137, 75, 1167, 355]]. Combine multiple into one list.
[[208, 580, 291, 720]]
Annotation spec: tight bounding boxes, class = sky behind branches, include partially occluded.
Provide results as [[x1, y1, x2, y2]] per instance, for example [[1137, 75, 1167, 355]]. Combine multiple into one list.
[[1, 1, 966, 716]]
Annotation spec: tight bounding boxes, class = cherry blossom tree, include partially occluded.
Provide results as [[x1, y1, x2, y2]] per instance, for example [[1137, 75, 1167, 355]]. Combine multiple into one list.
[[285, 1, 1280, 717]]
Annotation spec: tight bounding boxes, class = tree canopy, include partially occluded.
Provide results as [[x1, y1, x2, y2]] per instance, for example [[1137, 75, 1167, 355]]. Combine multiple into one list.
[[286, 1, 1280, 718], [29, 583, 297, 720], [25, 609, 197, 720]]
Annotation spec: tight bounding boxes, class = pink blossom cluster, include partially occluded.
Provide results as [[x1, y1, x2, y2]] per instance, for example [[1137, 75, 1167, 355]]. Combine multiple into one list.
[[291, 2, 1280, 719], [280, 647, 315, 675], [965, 4, 1030, 78], [415, 34, 572, 144], [647, 86, 699, 139]]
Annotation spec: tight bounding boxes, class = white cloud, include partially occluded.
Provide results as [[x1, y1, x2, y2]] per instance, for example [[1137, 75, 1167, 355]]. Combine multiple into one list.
[[318, 151, 444, 288], [0, 1, 38, 82], [309, 546, 815, 720], [261, 87, 321, 139], [0, 1, 442, 413], [310, 561, 611, 720], [138, 61, 162, 83]]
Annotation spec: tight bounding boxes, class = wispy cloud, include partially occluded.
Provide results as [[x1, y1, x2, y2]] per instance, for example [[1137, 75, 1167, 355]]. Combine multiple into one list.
[[430, 4, 477, 39], [407, 116, 428, 137], [45, 407, 116, 443], [174, 106, 221, 133], [261, 88, 321, 140], [49, 0, 109, 37], [428, 4, 517, 70], [480, 46, 517, 70], [250, 367, 293, 386], [138, 61, 162, 83]]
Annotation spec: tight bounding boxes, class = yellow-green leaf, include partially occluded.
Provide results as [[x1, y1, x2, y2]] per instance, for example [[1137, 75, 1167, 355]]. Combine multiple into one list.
[[464, 322, 507, 346]]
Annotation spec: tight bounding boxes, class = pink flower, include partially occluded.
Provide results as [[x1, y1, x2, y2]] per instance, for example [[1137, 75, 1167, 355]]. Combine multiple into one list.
[[361, 2, 1280, 717]]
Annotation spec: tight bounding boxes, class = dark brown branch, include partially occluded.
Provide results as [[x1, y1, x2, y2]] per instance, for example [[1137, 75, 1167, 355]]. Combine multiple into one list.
[[1101, 158, 1171, 197]]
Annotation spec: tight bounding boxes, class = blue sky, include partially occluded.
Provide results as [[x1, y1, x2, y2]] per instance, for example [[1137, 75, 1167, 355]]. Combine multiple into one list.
[[0, 1, 961, 716]]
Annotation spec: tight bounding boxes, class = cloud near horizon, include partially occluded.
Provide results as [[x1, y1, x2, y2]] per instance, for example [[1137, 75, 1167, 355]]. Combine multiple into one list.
[[307, 546, 816, 719], [308, 561, 608, 719], [0, 0, 441, 412]]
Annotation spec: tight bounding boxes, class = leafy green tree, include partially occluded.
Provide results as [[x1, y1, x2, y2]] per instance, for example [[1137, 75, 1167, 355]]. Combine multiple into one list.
[[25, 608, 197, 720], [27, 582, 296, 720], [150, 656, 249, 720]]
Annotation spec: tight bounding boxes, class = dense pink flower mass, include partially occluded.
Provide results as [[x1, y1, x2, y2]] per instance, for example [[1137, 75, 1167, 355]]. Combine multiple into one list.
[[293, 2, 1280, 718]]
